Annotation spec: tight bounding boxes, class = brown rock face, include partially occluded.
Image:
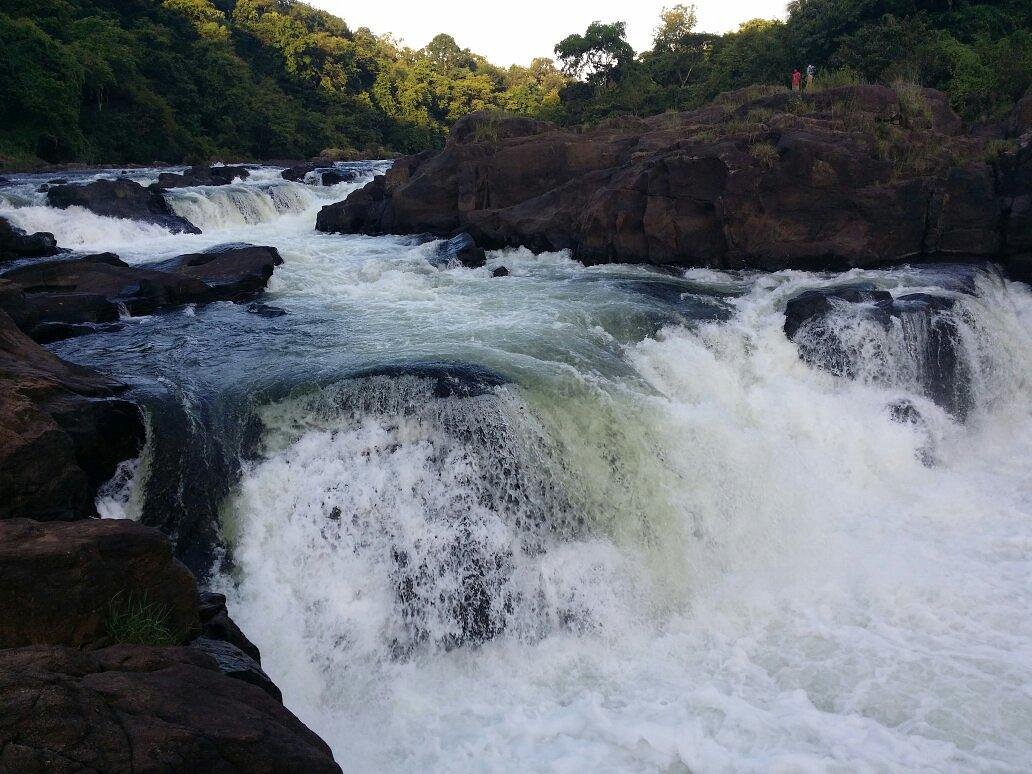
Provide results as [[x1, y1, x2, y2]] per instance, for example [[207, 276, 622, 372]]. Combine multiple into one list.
[[0, 644, 341, 773], [319, 86, 1021, 271], [0, 308, 144, 521], [0, 518, 200, 648]]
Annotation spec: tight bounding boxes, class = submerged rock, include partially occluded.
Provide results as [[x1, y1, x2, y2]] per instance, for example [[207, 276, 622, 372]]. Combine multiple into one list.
[[247, 302, 287, 317], [0, 644, 341, 772], [321, 169, 358, 186], [47, 178, 200, 233], [784, 284, 972, 417], [492, 266, 510, 277]]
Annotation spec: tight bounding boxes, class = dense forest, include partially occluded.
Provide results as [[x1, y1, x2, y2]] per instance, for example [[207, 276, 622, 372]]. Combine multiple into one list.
[[558, 0, 1031, 125], [0, 0, 566, 164], [1, 0, 1029, 166]]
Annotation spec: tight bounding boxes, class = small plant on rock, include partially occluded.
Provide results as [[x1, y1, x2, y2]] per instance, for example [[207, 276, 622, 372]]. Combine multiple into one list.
[[105, 591, 175, 646], [749, 142, 780, 169]]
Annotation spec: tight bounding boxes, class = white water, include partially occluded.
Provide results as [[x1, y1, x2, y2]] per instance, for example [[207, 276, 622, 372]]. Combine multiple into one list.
[[8, 165, 1032, 772]]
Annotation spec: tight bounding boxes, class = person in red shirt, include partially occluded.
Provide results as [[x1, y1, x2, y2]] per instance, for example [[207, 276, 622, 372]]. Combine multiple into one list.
[[792, 68, 802, 91]]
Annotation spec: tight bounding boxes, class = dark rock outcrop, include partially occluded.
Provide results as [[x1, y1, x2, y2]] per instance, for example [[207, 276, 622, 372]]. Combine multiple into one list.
[[190, 637, 282, 701], [47, 178, 200, 233], [0, 518, 199, 648], [430, 232, 486, 268], [0, 216, 59, 264], [784, 284, 971, 417], [281, 163, 318, 182], [321, 169, 358, 186], [319, 86, 1025, 273], [0, 245, 283, 340], [0, 644, 340, 773], [0, 307, 145, 521], [155, 165, 250, 189], [198, 591, 262, 662], [492, 266, 510, 277], [152, 244, 283, 302]]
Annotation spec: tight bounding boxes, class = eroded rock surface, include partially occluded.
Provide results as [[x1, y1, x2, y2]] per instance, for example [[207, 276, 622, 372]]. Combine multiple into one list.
[[320, 85, 1027, 273]]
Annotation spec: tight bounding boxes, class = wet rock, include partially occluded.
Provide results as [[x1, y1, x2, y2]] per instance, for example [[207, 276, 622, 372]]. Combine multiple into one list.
[[320, 169, 358, 186], [0, 644, 341, 773], [432, 232, 486, 269], [0, 216, 60, 264], [784, 285, 971, 417], [29, 320, 125, 344], [281, 163, 318, 182], [349, 361, 508, 399], [190, 637, 282, 701], [0, 518, 199, 648], [492, 266, 510, 277], [1, 246, 283, 339], [197, 591, 261, 662], [318, 87, 1013, 270], [155, 244, 284, 302], [155, 165, 250, 189], [0, 308, 145, 521], [47, 178, 200, 233], [247, 302, 287, 317]]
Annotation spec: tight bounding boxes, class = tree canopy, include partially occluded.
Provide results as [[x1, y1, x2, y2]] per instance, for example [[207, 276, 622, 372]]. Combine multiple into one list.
[[0, 0, 566, 165], [555, 0, 1030, 125]]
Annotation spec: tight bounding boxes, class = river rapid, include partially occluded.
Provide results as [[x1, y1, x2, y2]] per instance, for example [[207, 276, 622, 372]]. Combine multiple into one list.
[[3, 165, 1032, 772]]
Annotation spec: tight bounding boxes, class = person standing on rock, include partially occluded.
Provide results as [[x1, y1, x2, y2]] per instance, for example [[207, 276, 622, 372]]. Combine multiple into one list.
[[792, 68, 802, 92], [806, 64, 815, 90]]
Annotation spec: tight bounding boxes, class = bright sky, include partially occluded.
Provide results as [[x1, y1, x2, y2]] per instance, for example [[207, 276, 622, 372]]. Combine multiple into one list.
[[313, 1, 788, 66]]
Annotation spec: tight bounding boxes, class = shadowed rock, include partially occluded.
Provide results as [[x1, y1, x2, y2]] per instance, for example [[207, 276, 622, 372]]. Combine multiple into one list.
[[0, 245, 283, 340], [155, 165, 250, 189], [0, 518, 199, 648], [0, 307, 145, 521], [0, 216, 59, 264], [0, 644, 340, 773], [47, 178, 200, 233]]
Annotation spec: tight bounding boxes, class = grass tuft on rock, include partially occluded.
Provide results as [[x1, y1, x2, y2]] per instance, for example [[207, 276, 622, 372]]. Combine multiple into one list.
[[105, 591, 175, 646]]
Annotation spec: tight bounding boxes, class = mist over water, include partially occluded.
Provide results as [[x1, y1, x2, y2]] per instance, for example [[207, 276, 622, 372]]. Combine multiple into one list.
[[8, 165, 1032, 771]]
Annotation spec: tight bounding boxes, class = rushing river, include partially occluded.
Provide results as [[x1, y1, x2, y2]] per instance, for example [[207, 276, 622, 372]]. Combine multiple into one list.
[[3, 165, 1032, 771]]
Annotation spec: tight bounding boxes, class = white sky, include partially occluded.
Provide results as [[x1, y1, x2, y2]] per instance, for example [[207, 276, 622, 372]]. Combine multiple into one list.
[[313, 1, 788, 66]]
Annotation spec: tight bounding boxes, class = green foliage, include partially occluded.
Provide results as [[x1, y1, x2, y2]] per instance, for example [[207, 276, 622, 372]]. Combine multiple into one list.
[[1, 0, 565, 165], [105, 591, 176, 646], [554, 0, 1031, 127]]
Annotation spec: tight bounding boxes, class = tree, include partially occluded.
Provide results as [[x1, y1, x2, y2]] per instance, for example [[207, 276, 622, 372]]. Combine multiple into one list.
[[653, 4, 698, 52], [554, 21, 634, 86]]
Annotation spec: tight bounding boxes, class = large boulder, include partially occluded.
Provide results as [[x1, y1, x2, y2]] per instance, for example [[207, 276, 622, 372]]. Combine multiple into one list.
[[153, 244, 284, 302], [0, 217, 60, 264], [155, 165, 250, 189], [318, 87, 1014, 271], [0, 644, 341, 772], [0, 245, 283, 340], [0, 518, 199, 648], [47, 178, 200, 233], [0, 308, 145, 521]]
